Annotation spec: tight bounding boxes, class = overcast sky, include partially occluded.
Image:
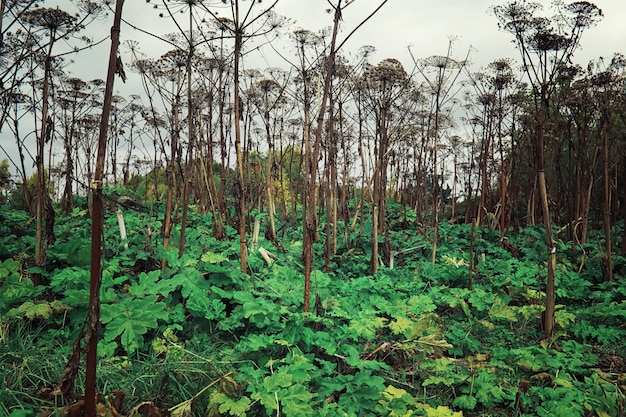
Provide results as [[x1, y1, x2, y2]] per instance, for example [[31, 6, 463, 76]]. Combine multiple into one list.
[[103, 0, 626, 77], [2, 0, 625, 177], [11, 0, 623, 91], [272, 0, 625, 70]]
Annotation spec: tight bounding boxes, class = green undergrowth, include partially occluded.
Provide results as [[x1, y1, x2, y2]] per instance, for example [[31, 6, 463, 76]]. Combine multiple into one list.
[[0, 200, 624, 416]]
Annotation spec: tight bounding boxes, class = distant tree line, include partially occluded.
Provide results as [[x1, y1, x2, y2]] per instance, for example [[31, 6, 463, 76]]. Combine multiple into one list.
[[1, 0, 619, 333]]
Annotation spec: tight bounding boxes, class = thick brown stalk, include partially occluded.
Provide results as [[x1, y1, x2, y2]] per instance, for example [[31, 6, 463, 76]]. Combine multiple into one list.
[[601, 113, 613, 282], [233, 1, 248, 274], [35, 41, 53, 268], [84, 1, 124, 415], [536, 100, 555, 337], [303, 0, 342, 312], [469, 220, 476, 290], [178, 5, 197, 259], [162, 86, 180, 268]]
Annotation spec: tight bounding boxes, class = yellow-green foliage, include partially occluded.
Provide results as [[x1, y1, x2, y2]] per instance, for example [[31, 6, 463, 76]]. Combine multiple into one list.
[[9, 300, 70, 320]]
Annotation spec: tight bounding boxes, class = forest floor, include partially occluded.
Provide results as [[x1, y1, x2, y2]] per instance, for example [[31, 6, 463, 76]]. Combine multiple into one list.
[[0, 199, 625, 416]]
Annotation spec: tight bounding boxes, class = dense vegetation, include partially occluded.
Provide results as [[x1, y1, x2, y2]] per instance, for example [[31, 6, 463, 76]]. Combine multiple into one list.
[[1, 0, 625, 416], [0, 196, 624, 416]]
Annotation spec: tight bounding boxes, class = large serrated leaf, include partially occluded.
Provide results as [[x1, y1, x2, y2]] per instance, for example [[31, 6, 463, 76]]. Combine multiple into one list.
[[101, 294, 169, 354], [488, 296, 517, 322], [129, 270, 178, 297], [279, 384, 314, 417], [453, 394, 477, 410], [201, 251, 228, 264]]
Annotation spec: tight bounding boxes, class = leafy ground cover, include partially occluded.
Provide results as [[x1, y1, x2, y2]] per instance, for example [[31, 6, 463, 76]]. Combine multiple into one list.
[[0, 199, 625, 416]]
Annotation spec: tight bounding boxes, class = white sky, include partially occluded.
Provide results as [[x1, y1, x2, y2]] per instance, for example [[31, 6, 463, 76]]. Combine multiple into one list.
[[271, 0, 625, 70], [2, 0, 625, 177], [101, 0, 626, 78]]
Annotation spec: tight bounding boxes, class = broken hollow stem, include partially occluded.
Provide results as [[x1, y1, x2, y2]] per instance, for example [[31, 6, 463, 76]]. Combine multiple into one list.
[[116, 209, 128, 249], [389, 245, 427, 269]]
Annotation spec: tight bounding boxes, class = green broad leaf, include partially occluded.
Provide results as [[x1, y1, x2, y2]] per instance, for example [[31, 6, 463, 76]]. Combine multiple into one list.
[[438, 291, 460, 308], [377, 384, 417, 417], [129, 270, 177, 298], [279, 384, 314, 417], [135, 250, 150, 261], [337, 370, 386, 413], [442, 254, 467, 267], [422, 375, 458, 387], [354, 369, 385, 390], [311, 269, 331, 288], [554, 377, 574, 388], [233, 291, 284, 328], [186, 292, 226, 320], [158, 248, 198, 269], [185, 292, 211, 316], [390, 316, 413, 337], [263, 368, 294, 392], [50, 267, 89, 290], [0, 265, 39, 310], [424, 357, 457, 373], [554, 305, 576, 328], [517, 357, 541, 372], [284, 354, 317, 384], [304, 328, 337, 355], [173, 270, 211, 300], [98, 341, 118, 357], [474, 372, 507, 406], [453, 394, 477, 410], [215, 393, 251, 416], [7, 410, 34, 417], [201, 251, 228, 264], [407, 294, 437, 314], [49, 239, 91, 268], [478, 319, 495, 330], [488, 296, 517, 322], [254, 369, 294, 412], [0, 258, 21, 278], [417, 404, 463, 417], [269, 264, 299, 281], [9, 300, 69, 320], [101, 287, 118, 304], [236, 333, 276, 352], [27, 266, 45, 275], [344, 344, 388, 371], [381, 385, 413, 401], [101, 294, 169, 354], [101, 259, 126, 283], [350, 311, 387, 339], [209, 298, 226, 317], [468, 288, 495, 312]]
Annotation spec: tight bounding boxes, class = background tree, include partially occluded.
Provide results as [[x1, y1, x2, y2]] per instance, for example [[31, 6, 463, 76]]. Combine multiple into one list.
[[197, 0, 282, 273], [587, 55, 626, 282], [302, 0, 343, 312], [20, 6, 81, 268], [493, 0, 603, 336], [359, 58, 410, 272], [246, 74, 290, 243], [56, 77, 103, 214], [411, 40, 468, 263], [466, 58, 517, 234]]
